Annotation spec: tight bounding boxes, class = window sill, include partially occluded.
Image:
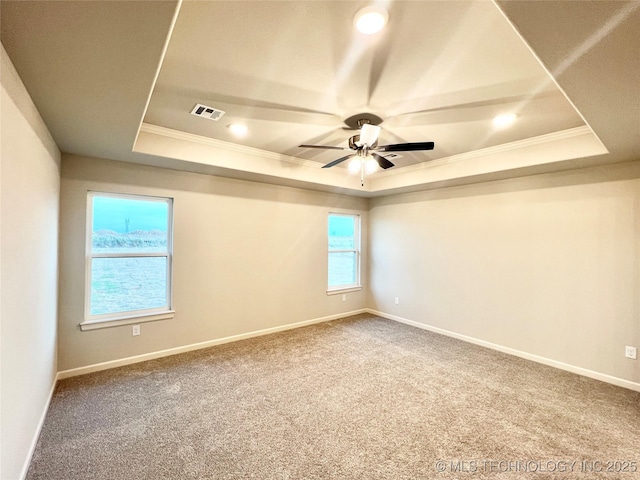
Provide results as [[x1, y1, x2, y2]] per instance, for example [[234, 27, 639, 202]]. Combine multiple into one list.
[[79, 311, 175, 331], [326, 286, 362, 296]]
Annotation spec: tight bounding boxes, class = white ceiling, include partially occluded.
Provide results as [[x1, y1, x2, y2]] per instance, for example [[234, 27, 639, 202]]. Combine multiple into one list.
[[2, 1, 638, 196]]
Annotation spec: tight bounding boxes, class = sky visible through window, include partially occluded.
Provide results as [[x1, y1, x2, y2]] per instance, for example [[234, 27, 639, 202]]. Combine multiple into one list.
[[89, 195, 171, 316], [328, 215, 354, 239], [92, 196, 168, 233], [328, 214, 357, 288]]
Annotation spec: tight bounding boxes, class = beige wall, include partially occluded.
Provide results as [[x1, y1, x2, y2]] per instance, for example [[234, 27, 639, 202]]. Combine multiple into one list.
[[369, 162, 640, 385], [59, 154, 640, 387], [1, 45, 60, 480], [58, 155, 368, 371]]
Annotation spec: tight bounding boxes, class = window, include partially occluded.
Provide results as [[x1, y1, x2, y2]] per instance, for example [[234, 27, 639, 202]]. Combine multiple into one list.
[[81, 192, 174, 330], [328, 213, 361, 292]]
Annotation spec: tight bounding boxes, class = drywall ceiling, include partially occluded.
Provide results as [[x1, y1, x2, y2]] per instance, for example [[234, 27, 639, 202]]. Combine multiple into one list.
[[2, 1, 638, 196]]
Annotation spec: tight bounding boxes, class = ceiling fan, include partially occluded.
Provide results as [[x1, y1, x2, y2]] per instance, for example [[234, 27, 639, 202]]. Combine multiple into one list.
[[299, 114, 435, 170]]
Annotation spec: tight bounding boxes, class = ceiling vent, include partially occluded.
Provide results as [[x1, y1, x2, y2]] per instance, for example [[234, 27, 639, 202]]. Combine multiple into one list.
[[190, 103, 225, 121]]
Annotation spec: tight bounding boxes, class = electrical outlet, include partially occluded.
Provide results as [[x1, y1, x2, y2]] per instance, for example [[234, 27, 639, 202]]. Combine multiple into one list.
[[342, 294, 346, 302], [625, 346, 637, 359], [394, 297, 399, 305], [132, 325, 140, 336]]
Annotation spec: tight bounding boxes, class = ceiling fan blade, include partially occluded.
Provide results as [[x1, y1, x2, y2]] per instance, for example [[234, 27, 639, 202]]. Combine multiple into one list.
[[378, 142, 434, 152], [322, 154, 354, 169], [299, 144, 347, 150], [372, 153, 394, 170], [360, 124, 381, 146]]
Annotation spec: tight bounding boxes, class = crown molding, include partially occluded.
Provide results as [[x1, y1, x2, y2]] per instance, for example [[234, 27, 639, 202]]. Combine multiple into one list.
[[372, 125, 598, 178], [140, 123, 598, 180], [139, 123, 322, 169]]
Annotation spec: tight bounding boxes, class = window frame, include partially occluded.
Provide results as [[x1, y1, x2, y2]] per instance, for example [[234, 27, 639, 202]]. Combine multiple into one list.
[[80, 191, 175, 331], [327, 212, 362, 294]]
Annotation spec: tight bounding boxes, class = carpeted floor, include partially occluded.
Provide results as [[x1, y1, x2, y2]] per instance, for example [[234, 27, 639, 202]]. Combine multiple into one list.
[[27, 314, 640, 479]]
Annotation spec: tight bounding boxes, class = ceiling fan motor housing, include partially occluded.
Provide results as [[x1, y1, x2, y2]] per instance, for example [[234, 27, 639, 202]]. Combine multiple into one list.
[[349, 134, 378, 150]]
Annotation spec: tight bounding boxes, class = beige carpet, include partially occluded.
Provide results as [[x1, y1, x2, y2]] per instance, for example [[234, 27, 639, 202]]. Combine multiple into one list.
[[27, 314, 640, 479]]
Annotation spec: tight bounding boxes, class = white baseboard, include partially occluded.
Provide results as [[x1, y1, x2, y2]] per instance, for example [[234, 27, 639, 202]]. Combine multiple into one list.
[[368, 309, 640, 393], [58, 309, 367, 380], [19, 373, 59, 480]]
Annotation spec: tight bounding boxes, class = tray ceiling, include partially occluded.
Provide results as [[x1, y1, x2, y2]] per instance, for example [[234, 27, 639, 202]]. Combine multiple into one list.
[[3, 1, 638, 196]]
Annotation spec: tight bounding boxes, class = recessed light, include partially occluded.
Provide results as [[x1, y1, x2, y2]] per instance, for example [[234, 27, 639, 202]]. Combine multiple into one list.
[[493, 113, 518, 129], [227, 123, 248, 137], [354, 6, 388, 35]]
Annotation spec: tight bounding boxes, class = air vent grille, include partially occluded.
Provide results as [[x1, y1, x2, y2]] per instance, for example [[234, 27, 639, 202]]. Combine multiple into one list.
[[191, 103, 225, 121]]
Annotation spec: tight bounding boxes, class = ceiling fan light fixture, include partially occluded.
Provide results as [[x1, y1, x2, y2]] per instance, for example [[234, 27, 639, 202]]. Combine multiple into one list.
[[354, 6, 388, 35], [365, 157, 378, 174], [227, 123, 248, 137], [348, 157, 362, 174], [493, 113, 518, 129]]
